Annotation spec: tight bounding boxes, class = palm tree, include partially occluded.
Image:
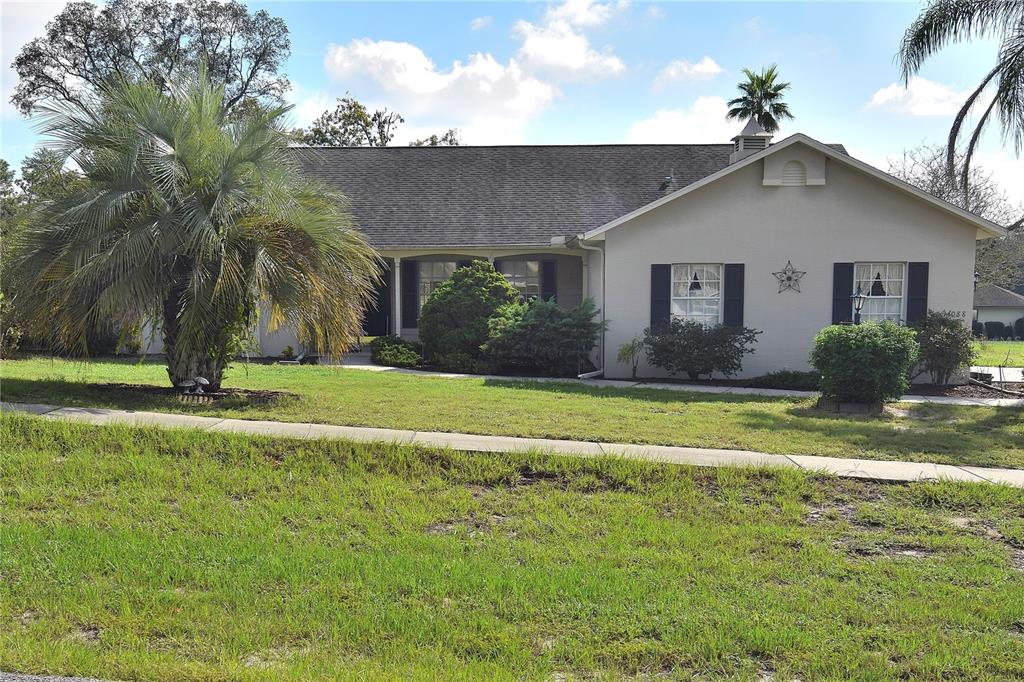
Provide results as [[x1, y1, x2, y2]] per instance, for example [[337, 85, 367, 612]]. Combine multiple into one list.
[[726, 65, 795, 133], [900, 0, 1024, 199], [12, 70, 380, 390]]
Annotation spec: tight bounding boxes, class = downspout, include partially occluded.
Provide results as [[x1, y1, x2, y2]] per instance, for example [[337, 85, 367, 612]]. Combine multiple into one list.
[[575, 236, 606, 379]]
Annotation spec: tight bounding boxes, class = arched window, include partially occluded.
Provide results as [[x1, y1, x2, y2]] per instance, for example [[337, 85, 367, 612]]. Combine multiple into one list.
[[781, 160, 807, 186]]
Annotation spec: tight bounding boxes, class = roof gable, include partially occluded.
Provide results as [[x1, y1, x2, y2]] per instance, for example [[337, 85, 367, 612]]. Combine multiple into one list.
[[579, 134, 1006, 241], [974, 284, 1024, 308]]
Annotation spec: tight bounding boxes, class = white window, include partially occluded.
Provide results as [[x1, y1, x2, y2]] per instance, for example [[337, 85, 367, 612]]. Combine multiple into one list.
[[671, 263, 722, 325], [854, 262, 905, 323], [499, 260, 541, 299], [418, 261, 457, 309]]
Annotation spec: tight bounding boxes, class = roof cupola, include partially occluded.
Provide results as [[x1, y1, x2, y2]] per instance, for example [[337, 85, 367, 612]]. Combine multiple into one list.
[[729, 117, 773, 164]]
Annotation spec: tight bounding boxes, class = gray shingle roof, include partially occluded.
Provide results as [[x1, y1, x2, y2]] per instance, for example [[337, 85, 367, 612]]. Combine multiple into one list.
[[291, 143, 846, 248], [974, 284, 1024, 308]]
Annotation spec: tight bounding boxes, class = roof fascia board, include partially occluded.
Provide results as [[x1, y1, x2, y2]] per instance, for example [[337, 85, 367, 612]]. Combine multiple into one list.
[[579, 133, 1007, 241]]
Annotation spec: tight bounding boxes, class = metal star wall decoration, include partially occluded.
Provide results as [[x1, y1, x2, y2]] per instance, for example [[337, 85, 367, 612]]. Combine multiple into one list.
[[772, 260, 806, 293]]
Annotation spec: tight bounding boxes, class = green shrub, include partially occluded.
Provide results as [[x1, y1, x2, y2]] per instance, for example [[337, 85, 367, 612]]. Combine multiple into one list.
[[280, 345, 295, 360], [1015, 317, 1024, 339], [369, 335, 422, 368], [738, 370, 820, 391], [912, 311, 977, 385], [643, 319, 761, 380], [984, 321, 1007, 340], [432, 351, 485, 374], [972, 320, 984, 337], [418, 260, 519, 371], [810, 322, 919, 403], [483, 298, 603, 377]]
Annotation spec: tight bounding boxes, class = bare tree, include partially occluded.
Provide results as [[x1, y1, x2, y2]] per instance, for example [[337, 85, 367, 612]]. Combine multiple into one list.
[[889, 143, 1023, 289]]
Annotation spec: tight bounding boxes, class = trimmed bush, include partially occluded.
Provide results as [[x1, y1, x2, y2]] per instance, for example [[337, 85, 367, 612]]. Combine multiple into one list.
[[431, 351, 483, 374], [643, 319, 761, 380], [738, 370, 820, 391], [984, 320, 1007, 340], [483, 298, 603, 377], [1015, 317, 1024, 340], [972, 320, 985, 337], [911, 311, 977, 385], [369, 335, 422, 368], [810, 322, 919, 403], [418, 260, 519, 371]]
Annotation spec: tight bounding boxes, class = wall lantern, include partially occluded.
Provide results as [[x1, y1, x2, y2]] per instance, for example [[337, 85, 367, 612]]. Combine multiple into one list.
[[974, 271, 981, 290], [851, 287, 868, 325]]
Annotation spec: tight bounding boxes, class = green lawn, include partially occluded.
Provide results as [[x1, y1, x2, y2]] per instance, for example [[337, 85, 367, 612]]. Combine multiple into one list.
[[2, 357, 1024, 469], [2, 413, 1022, 681], [975, 340, 1024, 367]]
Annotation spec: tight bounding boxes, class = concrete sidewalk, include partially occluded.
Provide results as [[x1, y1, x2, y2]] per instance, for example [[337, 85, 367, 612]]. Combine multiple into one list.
[[336, 354, 1024, 407], [5, 401, 1023, 489]]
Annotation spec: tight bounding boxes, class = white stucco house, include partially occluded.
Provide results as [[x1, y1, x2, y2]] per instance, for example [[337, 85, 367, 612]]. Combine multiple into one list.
[[974, 284, 1024, 336], [232, 120, 1007, 379]]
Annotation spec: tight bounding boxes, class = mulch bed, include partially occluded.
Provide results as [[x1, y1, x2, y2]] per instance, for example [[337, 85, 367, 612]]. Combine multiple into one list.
[[102, 383, 295, 404], [906, 382, 1024, 398]]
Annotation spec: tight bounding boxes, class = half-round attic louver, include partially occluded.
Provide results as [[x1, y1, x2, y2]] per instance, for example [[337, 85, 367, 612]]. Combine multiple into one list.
[[781, 160, 807, 186]]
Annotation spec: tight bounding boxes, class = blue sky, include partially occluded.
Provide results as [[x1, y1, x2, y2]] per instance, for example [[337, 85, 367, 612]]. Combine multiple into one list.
[[2, 1, 1021, 201]]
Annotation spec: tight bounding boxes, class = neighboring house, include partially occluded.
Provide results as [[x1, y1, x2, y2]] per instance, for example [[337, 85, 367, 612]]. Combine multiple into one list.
[[974, 284, 1024, 334], [246, 119, 1006, 378]]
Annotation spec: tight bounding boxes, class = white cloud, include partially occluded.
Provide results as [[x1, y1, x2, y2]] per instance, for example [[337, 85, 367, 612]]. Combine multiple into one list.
[[647, 5, 665, 20], [546, 0, 628, 27], [974, 150, 1024, 206], [741, 16, 765, 38], [867, 76, 971, 117], [513, 0, 627, 80], [626, 96, 738, 143], [323, 39, 556, 143], [653, 56, 723, 90], [469, 16, 493, 31], [286, 83, 332, 128], [313, 1, 627, 143]]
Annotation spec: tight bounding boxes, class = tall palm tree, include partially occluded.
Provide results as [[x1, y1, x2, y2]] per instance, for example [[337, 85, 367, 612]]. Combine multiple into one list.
[[726, 65, 795, 133], [900, 0, 1024, 201], [12, 70, 380, 390]]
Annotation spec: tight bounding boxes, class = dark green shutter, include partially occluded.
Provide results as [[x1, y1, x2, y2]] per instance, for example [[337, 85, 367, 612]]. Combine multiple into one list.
[[492, 259, 502, 273], [722, 264, 745, 327], [363, 260, 392, 336], [400, 260, 419, 329], [832, 263, 854, 324], [650, 264, 671, 329], [906, 262, 929, 324], [540, 260, 557, 301]]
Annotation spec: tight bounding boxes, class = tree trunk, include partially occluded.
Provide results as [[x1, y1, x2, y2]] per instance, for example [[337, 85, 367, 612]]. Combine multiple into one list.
[[161, 289, 228, 391]]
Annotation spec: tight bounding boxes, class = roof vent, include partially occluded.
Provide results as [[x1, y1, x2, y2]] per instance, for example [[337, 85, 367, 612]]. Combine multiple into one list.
[[729, 118, 773, 164]]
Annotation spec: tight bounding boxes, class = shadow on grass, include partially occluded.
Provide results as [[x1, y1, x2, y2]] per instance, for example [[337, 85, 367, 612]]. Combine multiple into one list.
[[737, 402, 1024, 468], [481, 377, 807, 404], [0, 377, 296, 414]]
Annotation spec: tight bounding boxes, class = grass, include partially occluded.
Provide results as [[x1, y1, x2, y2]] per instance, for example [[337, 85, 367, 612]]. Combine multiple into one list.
[[2, 357, 1024, 470], [1, 412, 1023, 680], [975, 340, 1024, 367]]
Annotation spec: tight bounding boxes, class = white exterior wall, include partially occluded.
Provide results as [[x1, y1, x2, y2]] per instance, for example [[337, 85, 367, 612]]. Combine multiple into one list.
[[601, 146, 979, 379], [976, 307, 1024, 328]]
